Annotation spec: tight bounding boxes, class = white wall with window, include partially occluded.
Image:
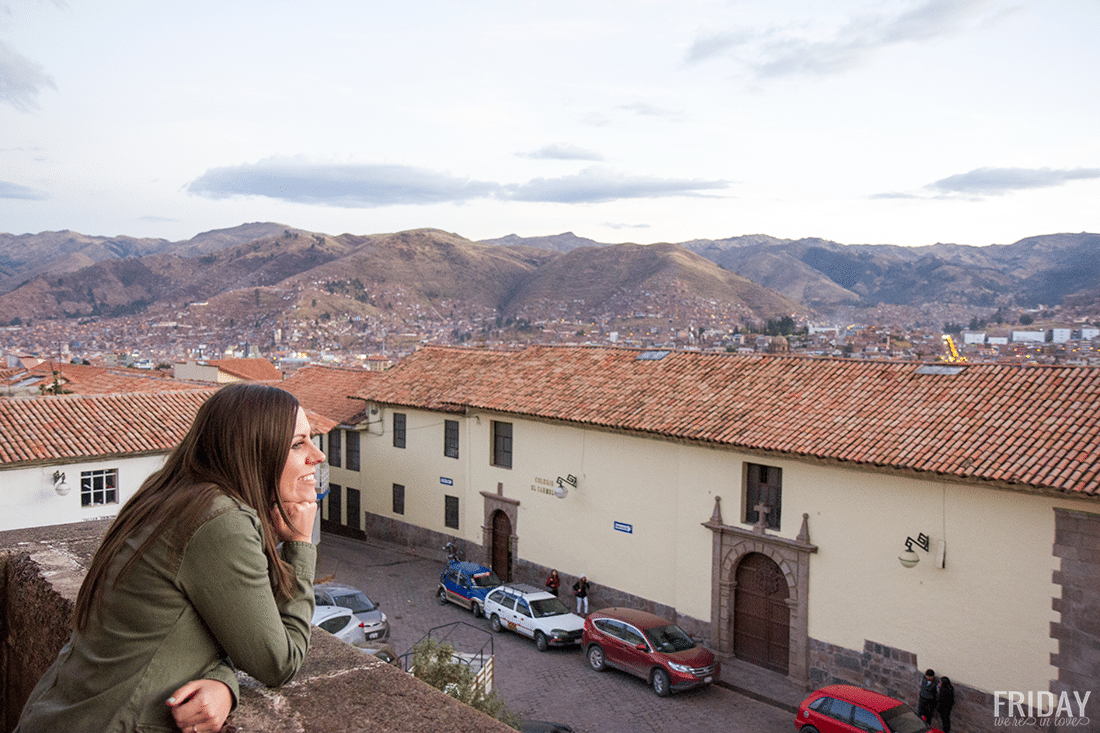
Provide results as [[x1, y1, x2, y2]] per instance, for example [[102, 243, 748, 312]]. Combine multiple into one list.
[[0, 454, 168, 532], [336, 408, 473, 537], [341, 400, 1097, 700]]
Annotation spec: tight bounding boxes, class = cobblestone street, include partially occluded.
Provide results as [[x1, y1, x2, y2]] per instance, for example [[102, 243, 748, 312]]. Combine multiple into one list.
[[316, 533, 795, 733]]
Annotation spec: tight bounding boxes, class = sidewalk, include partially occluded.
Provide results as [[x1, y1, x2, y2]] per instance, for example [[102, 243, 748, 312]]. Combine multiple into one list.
[[716, 655, 805, 713]]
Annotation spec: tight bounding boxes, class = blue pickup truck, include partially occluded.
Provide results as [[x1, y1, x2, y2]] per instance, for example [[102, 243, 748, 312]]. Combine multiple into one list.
[[437, 561, 502, 618]]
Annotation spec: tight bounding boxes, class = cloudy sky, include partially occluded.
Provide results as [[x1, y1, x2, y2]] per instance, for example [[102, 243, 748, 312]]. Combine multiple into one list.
[[2, 0, 1098, 247]]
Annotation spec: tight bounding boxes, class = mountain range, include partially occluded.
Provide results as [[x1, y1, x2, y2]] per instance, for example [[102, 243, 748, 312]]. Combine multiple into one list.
[[1, 225, 1097, 330]]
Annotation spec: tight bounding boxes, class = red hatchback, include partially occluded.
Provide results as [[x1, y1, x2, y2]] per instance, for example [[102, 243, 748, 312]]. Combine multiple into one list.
[[582, 607, 719, 697], [796, 684, 943, 733]]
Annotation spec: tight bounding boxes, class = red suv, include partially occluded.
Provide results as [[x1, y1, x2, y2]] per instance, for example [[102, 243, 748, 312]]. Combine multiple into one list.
[[582, 607, 719, 697], [796, 684, 943, 733]]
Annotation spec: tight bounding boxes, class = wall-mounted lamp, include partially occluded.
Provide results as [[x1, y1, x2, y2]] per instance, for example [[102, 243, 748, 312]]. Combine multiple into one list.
[[53, 470, 72, 496], [555, 474, 577, 499], [899, 532, 930, 568]]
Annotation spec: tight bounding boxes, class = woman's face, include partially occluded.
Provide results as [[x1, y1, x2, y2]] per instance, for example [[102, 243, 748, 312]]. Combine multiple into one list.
[[278, 407, 325, 502]]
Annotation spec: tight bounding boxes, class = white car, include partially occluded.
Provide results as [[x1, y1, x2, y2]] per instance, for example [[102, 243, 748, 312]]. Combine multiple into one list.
[[484, 584, 585, 651], [311, 605, 366, 646]]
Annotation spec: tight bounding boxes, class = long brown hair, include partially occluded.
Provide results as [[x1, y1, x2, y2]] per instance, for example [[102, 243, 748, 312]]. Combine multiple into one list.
[[74, 383, 303, 631]]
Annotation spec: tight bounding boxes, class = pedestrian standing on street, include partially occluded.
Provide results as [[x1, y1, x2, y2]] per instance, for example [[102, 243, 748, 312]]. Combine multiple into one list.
[[546, 569, 561, 597], [937, 676, 955, 733], [918, 669, 938, 724], [573, 574, 590, 615], [13, 383, 322, 733]]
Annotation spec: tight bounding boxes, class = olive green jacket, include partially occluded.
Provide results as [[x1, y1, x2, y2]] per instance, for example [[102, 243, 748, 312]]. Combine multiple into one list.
[[16, 494, 316, 733]]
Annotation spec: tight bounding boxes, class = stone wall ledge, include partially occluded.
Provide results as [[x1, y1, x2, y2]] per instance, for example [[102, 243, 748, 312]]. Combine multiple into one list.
[[0, 521, 514, 733]]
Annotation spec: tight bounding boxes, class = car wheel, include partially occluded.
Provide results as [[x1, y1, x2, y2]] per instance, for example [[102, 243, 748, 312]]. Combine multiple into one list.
[[490, 614, 503, 633], [587, 645, 606, 672], [799, 727, 820, 733], [651, 668, 671, 697], [472, 602, 482, 618], [437, 587, 447, 605], [535, 631, 548, 652]]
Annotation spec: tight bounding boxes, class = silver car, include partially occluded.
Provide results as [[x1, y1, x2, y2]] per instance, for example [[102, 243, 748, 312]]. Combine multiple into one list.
[[311, 605, 366, 646], [314, 582, 390, 643]]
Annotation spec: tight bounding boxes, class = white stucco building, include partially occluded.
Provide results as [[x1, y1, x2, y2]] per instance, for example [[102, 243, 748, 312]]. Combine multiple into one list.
[[303, 345, 1100, 732]]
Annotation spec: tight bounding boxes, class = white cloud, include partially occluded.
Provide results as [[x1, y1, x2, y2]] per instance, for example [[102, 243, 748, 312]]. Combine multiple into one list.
[[618, 102, 681, 120], [187, 159, 501, 207], [187, 160, 729, 208], [505, 167, 728, 204], [0, 39, 57, 110], [524, 144, 604, 161], [0, 180, 47, 200], [686, 0, 1010, 79], [929, 167, 1100, 196]]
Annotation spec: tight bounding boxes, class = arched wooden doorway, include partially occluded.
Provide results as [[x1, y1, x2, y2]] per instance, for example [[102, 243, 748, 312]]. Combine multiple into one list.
[[490, 509, 513, 582], [733, 552, 790, 674]]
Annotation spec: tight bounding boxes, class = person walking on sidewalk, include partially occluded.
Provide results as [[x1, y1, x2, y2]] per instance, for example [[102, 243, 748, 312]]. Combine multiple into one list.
[[573, 574, 590, 615]]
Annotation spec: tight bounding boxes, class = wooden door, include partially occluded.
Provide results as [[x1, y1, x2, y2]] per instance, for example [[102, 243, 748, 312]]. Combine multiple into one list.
[[491, 510, 513, 582], [733, 552, 790, 674]]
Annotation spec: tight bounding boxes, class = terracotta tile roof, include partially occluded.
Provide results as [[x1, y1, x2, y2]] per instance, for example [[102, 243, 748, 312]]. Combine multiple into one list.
[[359, 345, 1100, 497], [208, 358, 284, 381], [2, 361, 206, 395], [0, 385, 335, 467], [0, 390, 216, 465], [279, 365, 380, 426]]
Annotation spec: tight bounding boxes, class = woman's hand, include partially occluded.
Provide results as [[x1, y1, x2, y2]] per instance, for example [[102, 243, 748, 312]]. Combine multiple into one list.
[[271, 499, 318, 544], [167, 678, 232, 733]]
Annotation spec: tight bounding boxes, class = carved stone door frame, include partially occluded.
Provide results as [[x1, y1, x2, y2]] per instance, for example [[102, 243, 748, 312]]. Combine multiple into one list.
[[480, 482, 519, 576], [704, 497, 817, 687]]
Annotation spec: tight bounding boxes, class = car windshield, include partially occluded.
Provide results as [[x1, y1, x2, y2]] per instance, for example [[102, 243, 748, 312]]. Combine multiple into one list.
[[881, 704, 931, 733], [471, 571, 501, 588], [529, 597, 571, 618], [332, 591, 376, 614], [643, 624, 697, 653]]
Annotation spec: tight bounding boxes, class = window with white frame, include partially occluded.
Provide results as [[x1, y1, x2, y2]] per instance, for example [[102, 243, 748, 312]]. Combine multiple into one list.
[[81, 468, 118, 507]]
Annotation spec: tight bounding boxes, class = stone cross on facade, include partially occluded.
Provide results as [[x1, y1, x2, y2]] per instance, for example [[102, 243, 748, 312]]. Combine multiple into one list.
[[753, 502, 770, 534]]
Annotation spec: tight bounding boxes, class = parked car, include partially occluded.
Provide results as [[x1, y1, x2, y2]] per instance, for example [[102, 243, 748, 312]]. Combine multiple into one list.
[[311, 605, 366, 646], [484, 583, 585, 651], [314, 582, 390, 643], [795, 684, 943, 733], [521, 722, 574, 733], [582, 607, 718, 697], [438, 561, 501, 618], [357, 642, 399, 666]]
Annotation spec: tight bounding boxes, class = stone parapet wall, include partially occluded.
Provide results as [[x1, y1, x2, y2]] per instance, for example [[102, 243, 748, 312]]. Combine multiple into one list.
[[1, 552, 76, 733], [0, 522, 514, 733]]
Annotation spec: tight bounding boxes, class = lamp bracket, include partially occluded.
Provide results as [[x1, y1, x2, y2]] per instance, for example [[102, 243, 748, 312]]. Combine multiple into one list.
[[905, 532, 930, 553], [556, 475, 577, 489]]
